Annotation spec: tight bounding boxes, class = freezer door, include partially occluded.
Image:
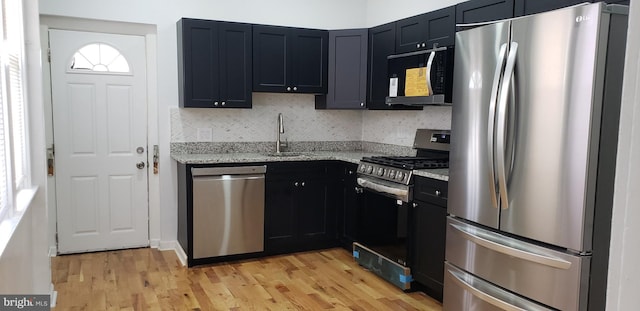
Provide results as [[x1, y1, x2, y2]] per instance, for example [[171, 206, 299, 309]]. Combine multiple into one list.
[[443, 263, 555, 311], [448, 21, 510, 229], [500, 3, 606, 252], [445, 217, 590, 310]]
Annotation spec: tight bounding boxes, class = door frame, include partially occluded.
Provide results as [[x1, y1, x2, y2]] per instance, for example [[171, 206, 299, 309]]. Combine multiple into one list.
[[39, 16, 160, 256]]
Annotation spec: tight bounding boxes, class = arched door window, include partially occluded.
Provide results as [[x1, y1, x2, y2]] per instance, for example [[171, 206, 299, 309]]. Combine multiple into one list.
[[69, 43, 131, 74]]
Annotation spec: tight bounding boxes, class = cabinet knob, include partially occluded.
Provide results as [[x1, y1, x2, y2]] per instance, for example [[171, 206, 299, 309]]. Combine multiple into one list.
[[294, 182, 299, 187], [221, 101, 226, 106], [355, 187, 364, 194], [416, 43, 421, 48], [287, 87, 291, 91], [293, 86, 297, 91], [435, 190, 441, 196], [348, 170, 354, 175], [301, 181, 305, 187], [413, 203, 418, 208], [360, 103, 364, 107], [214, 101, 219, 106]]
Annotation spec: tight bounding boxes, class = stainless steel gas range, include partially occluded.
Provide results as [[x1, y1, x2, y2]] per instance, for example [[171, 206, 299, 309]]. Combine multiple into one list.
[[352, 129, 450, 290]]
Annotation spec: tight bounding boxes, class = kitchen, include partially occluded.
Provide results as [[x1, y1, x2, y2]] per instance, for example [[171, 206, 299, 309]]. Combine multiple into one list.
[[1, 0, 640, 310]]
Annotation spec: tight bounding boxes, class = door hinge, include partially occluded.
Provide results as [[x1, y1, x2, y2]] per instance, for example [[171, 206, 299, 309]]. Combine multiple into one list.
[[47, 48, 51, 63]]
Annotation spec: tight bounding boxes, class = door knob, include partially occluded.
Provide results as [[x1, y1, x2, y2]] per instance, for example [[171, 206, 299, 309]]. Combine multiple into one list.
[[136, 161, 146, 169]]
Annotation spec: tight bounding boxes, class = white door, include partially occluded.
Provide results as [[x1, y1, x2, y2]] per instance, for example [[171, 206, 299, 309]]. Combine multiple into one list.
[[49, 29, 149, 254]]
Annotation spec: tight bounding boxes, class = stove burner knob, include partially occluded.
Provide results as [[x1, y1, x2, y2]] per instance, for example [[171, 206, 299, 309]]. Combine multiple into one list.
[[377, 167, 384, 176], [366, 165, 373, 174], [388, 170, 396, 179], [396, 172, 405, 181]]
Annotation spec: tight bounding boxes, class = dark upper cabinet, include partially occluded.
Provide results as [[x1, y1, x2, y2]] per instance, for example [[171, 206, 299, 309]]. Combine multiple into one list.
[[456, 0, 515, 25], [514, 0, 589, 16], [316, 29, 368, 109], [367, 22, 396, 109], [515, 0, 629, 16], [396, 6, 455, 53], [253, 25, 328, 94], [177, 19, 252, 108]]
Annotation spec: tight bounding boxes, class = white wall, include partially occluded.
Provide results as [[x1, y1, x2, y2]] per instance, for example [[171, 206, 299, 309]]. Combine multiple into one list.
[[606, 1, 640, 309], [366, 0, 466, 27], [0, 0, 51, 295]]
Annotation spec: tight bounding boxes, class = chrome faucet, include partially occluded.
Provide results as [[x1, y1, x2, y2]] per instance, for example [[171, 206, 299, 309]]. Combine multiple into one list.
[[276, 113, 286, 153]]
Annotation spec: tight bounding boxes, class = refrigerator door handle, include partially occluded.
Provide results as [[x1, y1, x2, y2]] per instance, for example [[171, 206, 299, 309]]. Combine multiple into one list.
[[425, 50, 436, 96], [487, 43, 509, 209], [446, 267, 529, 311], [496, 42, 518, 210], [450, 222, 572, 269]]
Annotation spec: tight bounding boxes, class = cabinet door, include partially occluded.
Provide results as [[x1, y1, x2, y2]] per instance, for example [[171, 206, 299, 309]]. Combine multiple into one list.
[[514, 0, 590, 16], [218, 22, 252, 108], [424, 6, 456, 49], [253, 25, 289, 92], [396, 6, 455, 54], [265, 178, 297, 253], [338, 164, 361, 249], [297, 179, 331, 241], [456, 0, 514, 25], [177, 19, 220, 108], [290, 28, 328, 94], [367, 22, 396, 109], [412, 200, 447, 301], [317, 29, 368, 109], [396, 15, 426, 54]]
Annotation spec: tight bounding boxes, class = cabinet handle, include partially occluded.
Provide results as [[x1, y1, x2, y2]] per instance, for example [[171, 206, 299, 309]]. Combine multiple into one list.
[[293, 86, 297, 91], [287, 87, 291, 91]]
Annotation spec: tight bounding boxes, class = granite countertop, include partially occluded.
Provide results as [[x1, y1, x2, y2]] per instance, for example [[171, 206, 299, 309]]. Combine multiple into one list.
[[171, 151, 449, 181]]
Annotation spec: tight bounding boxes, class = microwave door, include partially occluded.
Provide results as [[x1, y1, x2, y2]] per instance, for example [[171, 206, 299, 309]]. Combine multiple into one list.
[[448, 20, 510, 229]]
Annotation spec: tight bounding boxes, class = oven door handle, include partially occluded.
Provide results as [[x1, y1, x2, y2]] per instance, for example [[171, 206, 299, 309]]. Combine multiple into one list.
[[357, 177, 409, 201]]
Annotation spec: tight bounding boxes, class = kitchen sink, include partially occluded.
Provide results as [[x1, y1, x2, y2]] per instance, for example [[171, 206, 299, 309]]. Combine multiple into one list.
[[263, 152, 306, 157]]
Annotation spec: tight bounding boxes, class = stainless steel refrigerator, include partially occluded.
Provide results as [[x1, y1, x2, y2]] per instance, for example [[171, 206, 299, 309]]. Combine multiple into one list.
[[445, 3, 628, 310]]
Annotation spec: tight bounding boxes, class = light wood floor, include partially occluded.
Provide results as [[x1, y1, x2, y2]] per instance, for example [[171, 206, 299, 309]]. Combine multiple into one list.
[[52, 247, 442, 310]]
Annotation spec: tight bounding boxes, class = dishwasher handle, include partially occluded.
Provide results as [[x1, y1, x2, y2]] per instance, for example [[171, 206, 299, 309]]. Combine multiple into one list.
[[191, 165, 266, 177]]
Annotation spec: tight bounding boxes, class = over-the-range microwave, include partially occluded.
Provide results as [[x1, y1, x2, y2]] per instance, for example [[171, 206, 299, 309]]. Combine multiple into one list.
[[386, 46, 454, 106]]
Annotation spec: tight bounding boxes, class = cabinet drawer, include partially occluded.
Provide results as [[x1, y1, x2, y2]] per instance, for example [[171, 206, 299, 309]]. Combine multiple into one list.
[[414, 176, 447, 206]]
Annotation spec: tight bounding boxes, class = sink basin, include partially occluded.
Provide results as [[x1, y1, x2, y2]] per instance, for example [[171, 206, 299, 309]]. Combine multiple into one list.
[[263, 152, 305, 157]]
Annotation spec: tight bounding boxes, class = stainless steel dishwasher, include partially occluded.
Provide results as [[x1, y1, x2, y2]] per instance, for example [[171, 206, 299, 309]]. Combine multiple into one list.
[[191, 166, 266, 259]]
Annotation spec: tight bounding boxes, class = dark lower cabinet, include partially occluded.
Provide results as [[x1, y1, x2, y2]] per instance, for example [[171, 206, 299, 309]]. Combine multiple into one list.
[[411, 176, 448, 302], [336, 163, 362, 249], [265, 162, 337, 254]]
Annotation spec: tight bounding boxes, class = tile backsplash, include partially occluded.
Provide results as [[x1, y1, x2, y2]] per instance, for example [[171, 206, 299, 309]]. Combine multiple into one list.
[[171, 93, 451, 147]]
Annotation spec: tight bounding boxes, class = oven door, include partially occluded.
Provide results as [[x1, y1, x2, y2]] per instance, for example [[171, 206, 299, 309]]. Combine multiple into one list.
[[356, 175, 411, 267], [356, 175, 411, 203]]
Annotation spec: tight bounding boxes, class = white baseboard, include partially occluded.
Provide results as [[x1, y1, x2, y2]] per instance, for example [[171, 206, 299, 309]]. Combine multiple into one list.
[[149, 238, 160, 248], [158, 240, 187, 266], [48, 246, 57, 257], [50, 283, 57, 307]]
